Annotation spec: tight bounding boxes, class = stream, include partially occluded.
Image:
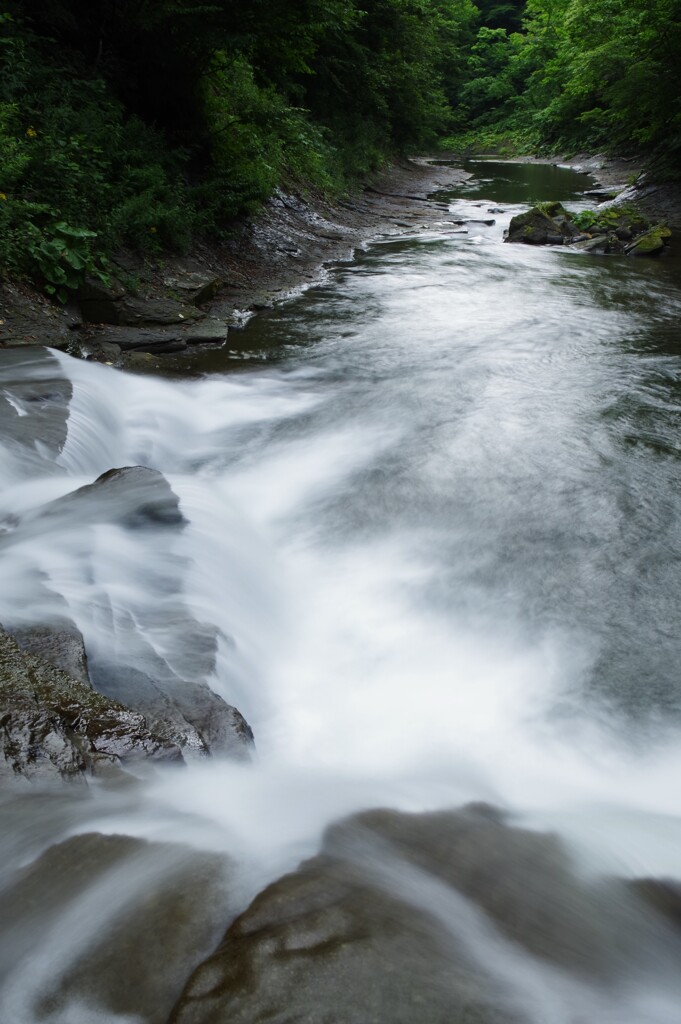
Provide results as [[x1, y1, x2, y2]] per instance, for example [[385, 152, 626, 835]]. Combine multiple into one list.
[[2, 160, 681, 1022]]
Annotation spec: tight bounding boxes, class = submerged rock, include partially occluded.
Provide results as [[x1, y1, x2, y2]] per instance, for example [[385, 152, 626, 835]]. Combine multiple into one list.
[[0, 466, 186, 548], [47, 465, 188, 530], [91, 659, 254, 760], [0, 629, 182, 785], [0, 832, 234, 1024], [0, 348, 72, 477], [169, 804, 669, 1024], [630, 877, 681, 929]]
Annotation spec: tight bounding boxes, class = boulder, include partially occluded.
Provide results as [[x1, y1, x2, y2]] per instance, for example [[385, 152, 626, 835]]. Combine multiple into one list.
[[625, 224, 672, 256], [505, 202, 671, 257], [0, 832, 234, 1024], [169, 805, 659, 1024], [91, 659, 254, 760], [1, 466, 188, 539], [630, 878, 681, 929], [576, 207, 649, 240], [170, 678, 254, 758], [573, 234, 610, 254], [0, 629, 182, 785], [505, 203, 573, 245]]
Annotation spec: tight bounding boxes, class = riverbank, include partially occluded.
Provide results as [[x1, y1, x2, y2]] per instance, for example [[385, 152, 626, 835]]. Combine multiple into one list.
[[0, 159, 470, 372]]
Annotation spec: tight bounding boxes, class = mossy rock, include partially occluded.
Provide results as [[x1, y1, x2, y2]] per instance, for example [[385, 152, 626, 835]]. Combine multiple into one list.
[[536, 201, 569, 218], [0, 629, 183, 784], [506, 203, 579, 246], [625, 225, 672, 257]]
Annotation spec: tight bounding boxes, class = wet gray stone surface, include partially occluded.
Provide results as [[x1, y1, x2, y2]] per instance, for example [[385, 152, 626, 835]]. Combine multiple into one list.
[[0, 832, 234, 1024], [170, 805, 665, 1024], [0, 629, 183, 784]]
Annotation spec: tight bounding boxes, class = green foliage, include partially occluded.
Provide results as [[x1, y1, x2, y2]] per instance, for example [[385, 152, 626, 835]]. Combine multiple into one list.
[[0, 10, 200, 284], [457, 27, 518, 122], [3, 0, 679, 302], [439, 124, 533, 155], [24, 222, 108, 302], [571, 205, 649, 234], [506, 0, 681, 161], [199, 54, 342, 218], [448, 0, 681, 170], [1, 0, 485, 298]]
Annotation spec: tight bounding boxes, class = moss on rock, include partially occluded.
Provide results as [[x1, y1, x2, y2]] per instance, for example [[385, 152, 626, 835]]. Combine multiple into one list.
[[0, 630, 183, 785], [625, 225, 672, 256]]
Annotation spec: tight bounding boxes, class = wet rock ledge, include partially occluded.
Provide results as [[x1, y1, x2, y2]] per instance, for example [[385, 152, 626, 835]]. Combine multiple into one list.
[[0, 610, 254, 787], [0, 628, 181, 784], [0, 462, 255, 786]]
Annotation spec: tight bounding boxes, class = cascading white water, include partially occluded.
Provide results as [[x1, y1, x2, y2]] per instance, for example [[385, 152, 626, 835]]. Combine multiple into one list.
[[2, 161, 681, 1023]]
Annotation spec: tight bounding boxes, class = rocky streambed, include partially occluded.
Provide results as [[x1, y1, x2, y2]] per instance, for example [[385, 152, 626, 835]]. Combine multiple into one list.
[[0, 459, 254, 783]]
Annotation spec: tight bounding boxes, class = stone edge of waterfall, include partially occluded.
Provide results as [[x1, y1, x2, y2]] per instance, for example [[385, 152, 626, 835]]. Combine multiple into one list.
[[0, 461, 257, 787]]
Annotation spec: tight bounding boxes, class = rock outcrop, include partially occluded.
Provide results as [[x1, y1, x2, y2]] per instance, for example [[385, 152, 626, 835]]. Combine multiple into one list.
[[90, 658, 254, 761], [0, 466, 255, 762], [0, 629, 182, 784], [76, 275, 229, 354], [8, 619, 91, 685], [625, 224, 672, 256], [169, 804, 673, 1024]]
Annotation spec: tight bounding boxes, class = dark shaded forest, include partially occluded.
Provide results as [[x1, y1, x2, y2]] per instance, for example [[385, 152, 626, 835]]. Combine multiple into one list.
[[1, 0, 679, 295]]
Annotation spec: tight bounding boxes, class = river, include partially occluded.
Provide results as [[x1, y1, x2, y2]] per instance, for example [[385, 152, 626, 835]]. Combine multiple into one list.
[[2, 160, 681, 1023]]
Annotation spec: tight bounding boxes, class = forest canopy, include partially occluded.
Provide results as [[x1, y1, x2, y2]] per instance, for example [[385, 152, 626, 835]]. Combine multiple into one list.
[[0, 0, 679, 285]]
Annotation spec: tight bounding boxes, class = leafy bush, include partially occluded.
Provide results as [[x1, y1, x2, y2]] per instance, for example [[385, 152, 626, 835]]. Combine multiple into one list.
[[24, 221, 108, 302]]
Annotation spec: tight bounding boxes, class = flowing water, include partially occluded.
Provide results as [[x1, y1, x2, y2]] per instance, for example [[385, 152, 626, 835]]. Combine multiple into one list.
[[2, 161, 681, 1022]]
